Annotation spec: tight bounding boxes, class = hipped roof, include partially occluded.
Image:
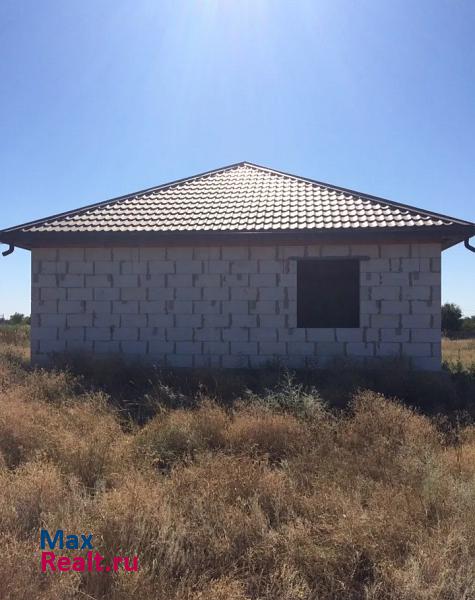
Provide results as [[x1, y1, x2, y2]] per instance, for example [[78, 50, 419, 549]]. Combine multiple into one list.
[[1, 162, 474, 250]]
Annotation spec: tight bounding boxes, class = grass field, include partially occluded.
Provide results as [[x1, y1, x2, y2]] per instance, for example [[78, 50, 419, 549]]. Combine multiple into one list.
[[1, 328, 475, 599], [442, 337, 475, 370]]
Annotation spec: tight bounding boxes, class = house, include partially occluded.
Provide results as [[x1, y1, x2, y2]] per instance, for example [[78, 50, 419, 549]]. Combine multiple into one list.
[[1, 162, 474, 370]]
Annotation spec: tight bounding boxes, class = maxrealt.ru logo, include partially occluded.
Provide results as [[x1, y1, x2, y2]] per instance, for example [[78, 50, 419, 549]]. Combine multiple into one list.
[[40, 530, 138, 573]]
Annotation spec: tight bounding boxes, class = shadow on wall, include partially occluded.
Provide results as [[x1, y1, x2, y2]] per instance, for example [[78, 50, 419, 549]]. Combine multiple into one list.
[[43, 351, 475, 424]]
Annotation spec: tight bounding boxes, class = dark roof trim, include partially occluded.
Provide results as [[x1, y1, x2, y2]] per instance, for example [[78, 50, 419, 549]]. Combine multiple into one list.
[[2, 224, 474, 251]]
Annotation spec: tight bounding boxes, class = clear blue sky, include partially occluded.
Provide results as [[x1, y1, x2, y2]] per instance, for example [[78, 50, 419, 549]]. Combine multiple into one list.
[[1, 0, 474, 318]]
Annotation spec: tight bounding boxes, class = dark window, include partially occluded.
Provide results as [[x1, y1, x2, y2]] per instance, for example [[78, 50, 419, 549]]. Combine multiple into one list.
[[297, 259, 360, 328]]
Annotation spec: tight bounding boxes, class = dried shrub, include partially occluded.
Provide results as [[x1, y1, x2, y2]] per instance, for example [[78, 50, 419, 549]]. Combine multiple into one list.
[[227, 407, 310, 462], [134, 401, 228, 468], [0, 391, 129, 488], [1, 335, 475, 599]]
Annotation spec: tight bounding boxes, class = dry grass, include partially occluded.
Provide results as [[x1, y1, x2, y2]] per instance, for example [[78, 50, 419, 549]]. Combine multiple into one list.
[[442, 337, 475, 370], [2, 334, 475, 598], [0, 324, 30, 347]]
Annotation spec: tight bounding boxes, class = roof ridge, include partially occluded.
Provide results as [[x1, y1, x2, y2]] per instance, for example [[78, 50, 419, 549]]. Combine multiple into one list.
[[241, 162, 475, 227]]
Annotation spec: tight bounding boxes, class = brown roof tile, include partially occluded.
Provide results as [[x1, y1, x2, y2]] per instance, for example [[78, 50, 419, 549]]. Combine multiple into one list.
[[1, 162, 474, 246]]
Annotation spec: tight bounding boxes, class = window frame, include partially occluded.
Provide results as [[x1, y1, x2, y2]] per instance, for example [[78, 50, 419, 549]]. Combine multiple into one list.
[[296, 257, 362, 329]]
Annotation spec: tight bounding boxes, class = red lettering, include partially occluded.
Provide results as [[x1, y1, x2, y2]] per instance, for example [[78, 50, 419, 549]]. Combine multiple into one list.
[[41, 551, 139, 573], [57, 556, 71, 572], [72, 556, 86, 572], [124, 556, 139, 572], [41, 551, 56, 572], [94, 552, 105, 572]]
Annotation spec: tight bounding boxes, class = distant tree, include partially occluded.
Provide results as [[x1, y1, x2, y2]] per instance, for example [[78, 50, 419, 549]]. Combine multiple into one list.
[[441, 303, 462, 332], [9, 312, 26, 325], [462, 315, 475, 334]]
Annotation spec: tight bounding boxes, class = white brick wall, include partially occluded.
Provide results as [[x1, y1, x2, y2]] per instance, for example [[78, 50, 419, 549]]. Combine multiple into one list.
[[31, 242, 442, 370]]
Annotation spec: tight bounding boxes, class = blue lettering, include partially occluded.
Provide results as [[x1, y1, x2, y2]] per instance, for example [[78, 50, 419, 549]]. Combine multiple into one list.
[[40, 529, 64, 550], [66, 535, 79, 549], [40, 529, 93, 550], [81, 534, 93, 549]]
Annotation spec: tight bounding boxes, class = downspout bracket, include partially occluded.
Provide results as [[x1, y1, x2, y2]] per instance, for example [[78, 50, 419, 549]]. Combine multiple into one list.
[[464, 238, 475, 253]]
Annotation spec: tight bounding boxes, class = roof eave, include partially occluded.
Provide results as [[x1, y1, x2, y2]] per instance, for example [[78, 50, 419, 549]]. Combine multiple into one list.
[[2, 224, 474, 251]]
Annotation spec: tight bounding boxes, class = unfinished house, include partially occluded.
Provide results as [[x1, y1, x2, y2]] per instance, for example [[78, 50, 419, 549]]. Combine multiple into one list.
[[1, 162, 474, 369]]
